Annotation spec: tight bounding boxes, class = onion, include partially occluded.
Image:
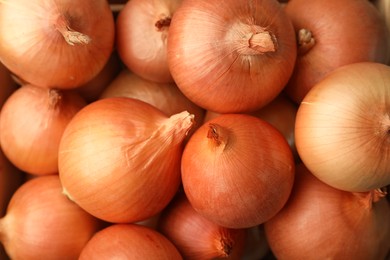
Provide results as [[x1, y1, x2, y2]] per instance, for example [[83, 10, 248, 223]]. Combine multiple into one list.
[[0, 149, 23, 217], [77, 52, 122, 103], [295, 62, 390, 192], [264, 163, 390, 259], [0, 0, 115, 89], [116, 0, 181, 83], [0, 175, 104, 260], [79, 224, 183, 260], [157, 194, 246, 259], [181, 113, 295, 228], [58, 97, 195, 223], [167, 0, 297, 113], [204, 94, 298, 160], [283, 0, 390, 103], [0, 84, 87, 175], [0, 62, 17, 109]]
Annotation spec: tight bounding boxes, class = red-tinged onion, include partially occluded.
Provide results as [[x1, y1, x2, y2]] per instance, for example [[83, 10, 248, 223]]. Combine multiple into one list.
[[158, 194, 246, 259], [181, 114, 295, 229], [0, 84, 87, 175], [204, 94, 298, 160], [100, 68, 205, 136], [0, 149, 23, 217], [283, 0, 390, 103], [77, 52, 122, 103], [295, 62, 390, 192], [79, 224, 183, 260], [58, 97, 195, 223], [167, 0, 297, 113], [116, 0, 182, 83], [264, 163, 390, 259], [0, 62, 17, 109], [0, 175, 104, 260], [0, 0, 115, 89]]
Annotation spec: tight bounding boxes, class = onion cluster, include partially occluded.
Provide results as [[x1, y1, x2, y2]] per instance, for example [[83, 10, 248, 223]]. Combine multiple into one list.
[[0, 0, 389, 259]]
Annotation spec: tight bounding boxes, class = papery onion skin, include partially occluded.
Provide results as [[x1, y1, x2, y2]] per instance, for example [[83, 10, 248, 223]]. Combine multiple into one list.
[[295, 62, 390, 192], [59, 97, 194, 223], [79, 224, 183, 260], [0, 0, 115, 89], [181, 114, 295, 229], [283, 0, 390, 103], [264, 163, 390, 260], [158, 194, 246, 259], [116, 0, 182, 83], [0, 84, 87, 175], [0, 175, 104, 260], [167, 0, 297, 113]]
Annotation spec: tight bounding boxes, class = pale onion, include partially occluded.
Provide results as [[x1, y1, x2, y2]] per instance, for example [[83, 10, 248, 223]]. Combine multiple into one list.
[[0, 62, 17, 108], [116, 0, 182, 83], [77, 52, 122, 103], [283, 0, 390, 103], [204, 94, 298, 160], [0, 149, 23, 217], [295, 62, 390, 192], [157, 194, 246, 259], [181, 114, 295, 229], [100, 68, 205, 136], [0, 84, 87, 175], [264, 163, 390, 259], [167, 0, 297, 113], [0, 175, 104, 260], [58, 97, 195, 223], [0, 0, 115, 89], [79, 224, 183, 260]]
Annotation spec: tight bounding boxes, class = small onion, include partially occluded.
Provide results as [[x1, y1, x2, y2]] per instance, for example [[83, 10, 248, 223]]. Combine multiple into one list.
[[0, 84, 87, 175], [0, 175, 104, 260], [264, 163, 390, 259], [167, 0, 297, 113], [181, 113, 295, 228], [116, 0, 181, 83], [79, 224, 183, 260], [295, 62, 390, 192], [59, 97, 195, 223], [158, 194, 247, 259], [283, 0, 390, 103], [0, 0, 115, 89]]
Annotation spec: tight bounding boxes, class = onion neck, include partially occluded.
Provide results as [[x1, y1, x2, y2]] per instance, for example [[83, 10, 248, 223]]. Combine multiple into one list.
[[155, 16, 171, 32], [297, 28, 315, 55], [48, 89, 62, 109], [207, 123, 229, 151], [354, 187, 388, 209], [55, 15, 91, 46], [215, 234, 234, 258]]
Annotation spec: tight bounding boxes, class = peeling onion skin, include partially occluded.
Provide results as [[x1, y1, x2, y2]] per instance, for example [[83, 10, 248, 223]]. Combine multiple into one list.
[[283, 0, 390, 103], [181, 114, 295, 229], [167, 0, 297, 113], [264, 163, 390, 260], [0, 0, 115, 89], [116, 0, 182, 83], [58, 97, 195, 223], [295, 62, 390, 192], [79, 224, 183, 260]]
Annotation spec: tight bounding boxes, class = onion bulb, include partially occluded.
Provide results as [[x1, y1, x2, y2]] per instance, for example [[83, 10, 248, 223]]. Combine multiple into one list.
[[283, 0, 390, 103], [0, 84, 87, 175], [167, 0, 297, 113], [158, 194, 246, 259], [295, 62, 390, 192], [0, 175, 104, 260], [116, 0, 182, 83], [79, 224, 183, 260], [181, 113, 295, 228], [59, 97, 195, 223], [264, 163, 390, 259], [0, 0, 115, 89]]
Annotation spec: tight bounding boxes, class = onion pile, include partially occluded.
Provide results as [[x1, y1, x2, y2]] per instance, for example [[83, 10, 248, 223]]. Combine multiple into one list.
[[0, 0, 389, 259]]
